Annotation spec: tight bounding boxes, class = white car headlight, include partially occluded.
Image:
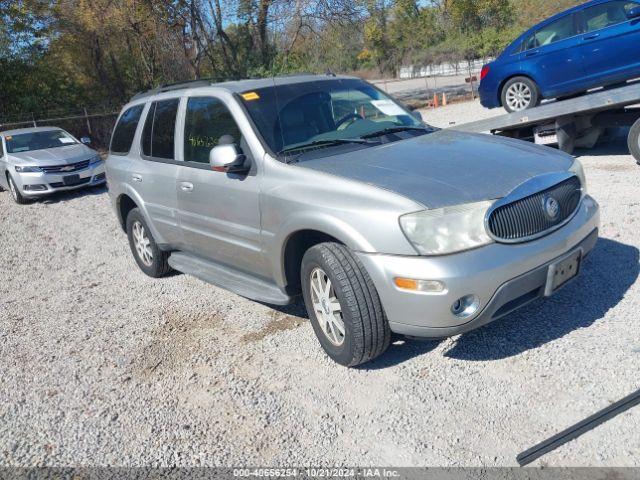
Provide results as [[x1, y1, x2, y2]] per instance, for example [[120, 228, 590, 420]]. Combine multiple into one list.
[[569, 158, 586, 192], [399, 200, 494, 256], [15, 165, 42, 173], [89, 154, 103, 166]]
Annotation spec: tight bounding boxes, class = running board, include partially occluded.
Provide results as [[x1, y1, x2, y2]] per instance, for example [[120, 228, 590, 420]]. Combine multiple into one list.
[[168, 252, 292, 306]]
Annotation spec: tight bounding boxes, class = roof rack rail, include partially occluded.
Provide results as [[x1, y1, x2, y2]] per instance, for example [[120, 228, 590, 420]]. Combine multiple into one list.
[[129, 72, 331, 101], [131, 77, 233, 101]]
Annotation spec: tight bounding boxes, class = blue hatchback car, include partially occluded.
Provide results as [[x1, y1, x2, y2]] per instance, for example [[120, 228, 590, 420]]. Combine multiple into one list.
[[479, 0, 640, 112]]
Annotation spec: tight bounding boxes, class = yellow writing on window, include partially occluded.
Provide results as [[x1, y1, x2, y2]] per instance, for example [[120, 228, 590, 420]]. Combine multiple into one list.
[[188, 134, 218, 148]]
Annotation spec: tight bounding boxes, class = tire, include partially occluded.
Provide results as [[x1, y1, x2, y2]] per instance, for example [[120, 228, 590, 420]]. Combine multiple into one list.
[[501, 76, 540, 113], [7, 174, 28, 204], [126, 208, 172, 278], [628, 118, 640, 165], [301, 242, 391, 367]]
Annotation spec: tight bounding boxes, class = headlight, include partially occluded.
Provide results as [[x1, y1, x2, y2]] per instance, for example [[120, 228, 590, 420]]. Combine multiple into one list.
[[399, 200, 494, 256], [89, 154, 103, 166], [15, 165, 42, 173], [569, 158, 586, 192]]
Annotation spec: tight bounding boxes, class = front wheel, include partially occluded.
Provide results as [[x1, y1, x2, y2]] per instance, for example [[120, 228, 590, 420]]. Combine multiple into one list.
[[7, 174, 28, 204], [126, 208, 172, 278], [301, 243, 391, 367], [501, 77, 540, 113]]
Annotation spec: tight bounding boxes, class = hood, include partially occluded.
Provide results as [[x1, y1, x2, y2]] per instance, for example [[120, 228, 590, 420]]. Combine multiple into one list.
[[10, 144, 96, 166], [297, 129, 574, 209]]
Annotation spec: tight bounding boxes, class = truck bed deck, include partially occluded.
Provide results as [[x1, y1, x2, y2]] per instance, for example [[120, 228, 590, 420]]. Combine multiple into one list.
[[453, 81, 640, 134]]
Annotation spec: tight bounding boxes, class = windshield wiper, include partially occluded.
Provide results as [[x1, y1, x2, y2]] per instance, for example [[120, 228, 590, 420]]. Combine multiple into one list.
[[279, 138, 376, 156], [361, 126, 430, 139]]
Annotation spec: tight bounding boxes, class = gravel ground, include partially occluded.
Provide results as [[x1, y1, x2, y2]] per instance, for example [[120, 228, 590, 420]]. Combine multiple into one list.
[[1, 100, 639, 467]]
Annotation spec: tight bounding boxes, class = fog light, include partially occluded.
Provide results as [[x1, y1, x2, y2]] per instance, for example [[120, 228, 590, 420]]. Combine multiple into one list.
[[451, 294, 479, 318], [23, 184, 47, 191], [394, 277, 445, 293]]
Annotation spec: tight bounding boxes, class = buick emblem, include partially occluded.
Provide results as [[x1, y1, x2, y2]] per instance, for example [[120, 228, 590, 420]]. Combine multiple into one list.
[[543, 196, 560, 220]]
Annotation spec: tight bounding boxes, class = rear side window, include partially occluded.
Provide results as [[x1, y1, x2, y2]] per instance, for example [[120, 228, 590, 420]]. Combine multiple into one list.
[[583, 1, 637, 32], [110, 105, 144, 155], [183, 97, 242, 164], [529, 14, 576, 49], [141, 98, 180, 160]]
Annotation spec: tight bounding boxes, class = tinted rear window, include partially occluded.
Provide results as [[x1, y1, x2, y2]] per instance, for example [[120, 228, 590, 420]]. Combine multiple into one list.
[[110, 105, 144, 155], [527, 14, 576, 49], [141, 99, 180, 160]]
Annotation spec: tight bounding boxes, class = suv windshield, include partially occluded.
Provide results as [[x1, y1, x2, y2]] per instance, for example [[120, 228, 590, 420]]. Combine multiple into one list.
[[239, 78, 429, 159], [5, 130, 77, 154]]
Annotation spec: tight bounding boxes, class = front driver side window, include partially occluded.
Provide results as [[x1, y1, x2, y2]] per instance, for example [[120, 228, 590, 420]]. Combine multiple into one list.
[[184, 97, 243, 164]]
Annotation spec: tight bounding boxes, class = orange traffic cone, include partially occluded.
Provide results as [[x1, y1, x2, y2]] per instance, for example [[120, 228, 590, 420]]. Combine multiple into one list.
[[433, 93, 439, 108], [442, 93, 448, 106]]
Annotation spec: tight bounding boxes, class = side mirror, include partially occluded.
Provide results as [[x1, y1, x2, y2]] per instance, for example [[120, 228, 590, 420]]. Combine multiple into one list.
[[412, 110, 423, 122], [627, 6, 640, 19], [209, 144, 248, 173], [80, 137, 92, 145]]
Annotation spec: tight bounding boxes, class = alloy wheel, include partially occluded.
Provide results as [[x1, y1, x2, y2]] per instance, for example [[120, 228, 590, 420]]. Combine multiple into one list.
[[506, 82, 533, 111], [310, 267, 345, 346], [132, 221, 153, 267], [8, 177, 18, 201]]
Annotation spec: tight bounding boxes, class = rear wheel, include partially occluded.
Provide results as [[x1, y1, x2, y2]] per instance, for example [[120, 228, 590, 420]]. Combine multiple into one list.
[[628, 118, 640, 165], [501, 77, 540, 113], [126, 208, 172, 277], [301, 242, 391, 367], [7, 174, 28, 204]]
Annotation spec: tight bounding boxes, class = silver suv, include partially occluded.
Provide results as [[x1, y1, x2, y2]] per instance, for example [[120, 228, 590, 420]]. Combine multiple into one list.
[[0, 127, 105, 203], [106, 74, 600, 366]]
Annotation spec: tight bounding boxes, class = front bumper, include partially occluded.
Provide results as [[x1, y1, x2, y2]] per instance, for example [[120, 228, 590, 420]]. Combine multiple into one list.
[[356, 195, 600, 338], [14, 162, 106, 196]]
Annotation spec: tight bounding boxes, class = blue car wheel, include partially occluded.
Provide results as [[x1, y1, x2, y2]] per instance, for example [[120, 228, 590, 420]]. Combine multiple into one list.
[[501, 76, 540, 113]]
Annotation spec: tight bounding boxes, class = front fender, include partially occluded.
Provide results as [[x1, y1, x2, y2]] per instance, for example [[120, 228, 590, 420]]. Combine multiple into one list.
[[268, 211, 377, 288]]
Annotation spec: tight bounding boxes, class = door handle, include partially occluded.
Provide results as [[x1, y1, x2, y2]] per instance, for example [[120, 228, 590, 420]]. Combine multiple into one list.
[[525, 50, 538, 57], [131, 174, 142, 182], [583, 33, 600, 40], [179, 182, 194, 192]]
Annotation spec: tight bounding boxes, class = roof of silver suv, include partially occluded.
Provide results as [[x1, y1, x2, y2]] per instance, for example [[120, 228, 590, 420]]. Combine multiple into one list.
[[131, 73, 357, 100]]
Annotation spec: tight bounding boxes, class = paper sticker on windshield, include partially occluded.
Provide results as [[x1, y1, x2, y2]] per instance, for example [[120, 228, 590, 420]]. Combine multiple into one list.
[[59, 137, 75, 144], [241, 91, 260, 101], [371, 100, 406, 117]]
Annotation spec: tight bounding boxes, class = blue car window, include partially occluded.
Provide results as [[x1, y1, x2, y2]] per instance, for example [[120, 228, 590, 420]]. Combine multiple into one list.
[[534, 14, 576, 47], [583, 1, 637, 32]]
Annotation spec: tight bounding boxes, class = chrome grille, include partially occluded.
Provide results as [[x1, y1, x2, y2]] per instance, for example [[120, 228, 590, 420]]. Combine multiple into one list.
[[40, 160, 90, 173], [487, 176, 582, 242]]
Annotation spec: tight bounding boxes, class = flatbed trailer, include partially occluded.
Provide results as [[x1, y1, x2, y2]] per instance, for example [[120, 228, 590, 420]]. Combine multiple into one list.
[[451, 81, 640, 164]]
